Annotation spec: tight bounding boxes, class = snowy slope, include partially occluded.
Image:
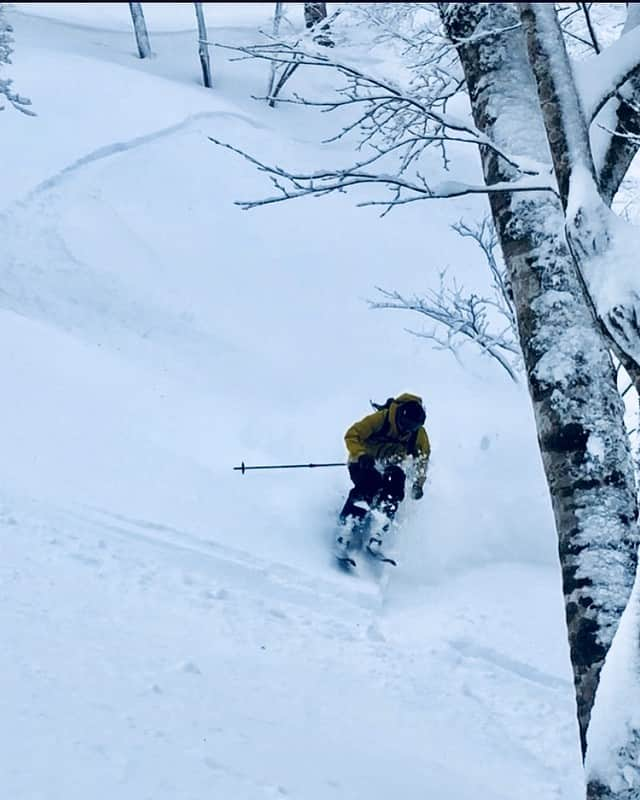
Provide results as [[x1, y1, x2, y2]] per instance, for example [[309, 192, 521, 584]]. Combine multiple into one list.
[[1, 5, 583, 799]]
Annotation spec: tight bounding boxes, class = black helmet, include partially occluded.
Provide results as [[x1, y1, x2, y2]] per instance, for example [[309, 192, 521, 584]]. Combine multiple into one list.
[[396, 400, 426, 432]]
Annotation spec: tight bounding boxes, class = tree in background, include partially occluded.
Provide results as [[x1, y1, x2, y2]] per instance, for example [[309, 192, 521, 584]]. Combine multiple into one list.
[[266, 2, 335, 107], [128, 3, 151, 59], [304, 2, 332, 46], [194, 3, 213, 88]]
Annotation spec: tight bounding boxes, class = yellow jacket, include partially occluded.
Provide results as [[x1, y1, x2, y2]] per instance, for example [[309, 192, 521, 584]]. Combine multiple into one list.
[[344, 393, 431, 487]]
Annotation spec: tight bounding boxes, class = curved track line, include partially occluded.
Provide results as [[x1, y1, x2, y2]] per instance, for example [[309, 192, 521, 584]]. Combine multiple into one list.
[[10, 109, 265, 212]]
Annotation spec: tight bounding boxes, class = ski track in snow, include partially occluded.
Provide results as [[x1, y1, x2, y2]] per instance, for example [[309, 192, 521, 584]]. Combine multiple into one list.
[[71, 505, 386, 614], [12, 110, 266, 210], [450, 638, 571, 691]]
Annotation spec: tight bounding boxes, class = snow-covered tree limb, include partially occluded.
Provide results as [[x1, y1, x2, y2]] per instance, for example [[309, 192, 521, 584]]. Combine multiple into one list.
[[370, 219, 521, 382], [0, 5, 33, 116], [214, 39, 546, 179], [574, 22, 640, 125], [596, 4, 640, 206], [209, 135, 554, 213], [519, 3, 596, 210]]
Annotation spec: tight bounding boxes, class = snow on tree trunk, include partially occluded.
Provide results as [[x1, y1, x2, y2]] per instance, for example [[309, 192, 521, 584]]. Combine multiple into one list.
[[585, 572, 640, 798], [304, 3, 326, 29], [303, 2, 332, 47], [0, 4, 32, 114], [518, 3, 596, 208], [518, 5, 640, 796], [440, 1, 639, 764], [128, 3, 151, 60], [585, 569, 640, 799], [194, 3, 212, 89], [266, 2, 284, 105], [596, 2, 640, 206], [519, 2, 640, 396]]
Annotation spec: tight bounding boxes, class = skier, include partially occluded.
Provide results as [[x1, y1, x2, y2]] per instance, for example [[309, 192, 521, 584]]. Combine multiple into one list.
[[336, 392, 430, 564]]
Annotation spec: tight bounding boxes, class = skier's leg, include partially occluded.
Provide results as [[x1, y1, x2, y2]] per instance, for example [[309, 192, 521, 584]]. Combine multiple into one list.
[[379, 464, 406, 520], [366, 465, 406, 554], [337, 463, 382, 553], [339, 463, 383, 522]]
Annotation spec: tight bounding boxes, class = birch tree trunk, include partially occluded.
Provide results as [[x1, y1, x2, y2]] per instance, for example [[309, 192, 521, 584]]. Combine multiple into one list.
[[596, 4, 640, 206], [304, 3, 327, 29], [440, 1, 639, 765], [518, 6, 640, 796], [266, 2, 284, 105], [128, 3, 151, 60], [304, 2, 332, 47], [194, 2, 212, 89]]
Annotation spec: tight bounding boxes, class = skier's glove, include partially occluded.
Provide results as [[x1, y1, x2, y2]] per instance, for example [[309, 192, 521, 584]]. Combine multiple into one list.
[[358, 454, 376, 471], [411, 483, 424, 500]]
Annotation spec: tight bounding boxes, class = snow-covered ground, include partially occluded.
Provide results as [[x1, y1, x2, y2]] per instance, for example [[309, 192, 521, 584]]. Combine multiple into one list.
[[1, 4, 584, 798]]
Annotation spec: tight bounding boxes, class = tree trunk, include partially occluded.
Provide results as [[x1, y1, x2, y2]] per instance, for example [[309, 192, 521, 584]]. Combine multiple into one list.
[[194, 3, 212, 88], [304, 2, 327, 29], [304, 2, 332, 47], [597, 3, 640, 206], [440, 0, 639, 765], [519, 3, 640, 396], [267, 2, 285, 105], [128, 3, 151, 59], [517, 6, 640, 797]]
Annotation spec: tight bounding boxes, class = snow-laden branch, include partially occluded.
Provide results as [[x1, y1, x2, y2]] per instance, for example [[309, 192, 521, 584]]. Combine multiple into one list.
[[210, 136, 554, 214], [575, 23, 640, 124], [370, 217, 521, 381], [0, 9, 33, 116], [214, 40, 542, 177], [371, 283, 520, 381], [595, 4, 640, 205]]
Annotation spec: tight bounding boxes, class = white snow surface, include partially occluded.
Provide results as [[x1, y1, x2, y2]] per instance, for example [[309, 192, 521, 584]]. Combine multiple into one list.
[[1, 5, 584, 799]]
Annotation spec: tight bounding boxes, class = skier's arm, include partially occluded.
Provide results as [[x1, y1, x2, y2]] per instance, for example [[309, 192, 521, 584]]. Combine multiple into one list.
[[344, 410, 386, 460], [413, 428, 431, 489]]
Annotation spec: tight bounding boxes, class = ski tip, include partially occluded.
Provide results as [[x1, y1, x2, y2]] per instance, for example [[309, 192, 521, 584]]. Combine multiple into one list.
[[336, 556, 357, 569], [366, 546, 397, 566]]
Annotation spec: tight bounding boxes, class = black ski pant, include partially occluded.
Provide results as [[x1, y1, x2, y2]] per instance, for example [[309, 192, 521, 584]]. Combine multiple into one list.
[[340, 462, 406, 524]]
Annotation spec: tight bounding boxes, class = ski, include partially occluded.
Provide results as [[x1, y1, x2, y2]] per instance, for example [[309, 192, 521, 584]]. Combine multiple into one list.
[[366, 544, 397, 566], [336, 555, 357, 569]]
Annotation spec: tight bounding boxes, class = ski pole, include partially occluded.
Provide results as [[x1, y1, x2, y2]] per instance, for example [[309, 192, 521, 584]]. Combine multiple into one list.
[[233, 461, 346, 475]]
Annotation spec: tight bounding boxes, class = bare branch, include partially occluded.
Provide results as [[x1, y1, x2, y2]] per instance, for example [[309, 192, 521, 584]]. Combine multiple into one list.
[[213, 40, 543, 176], [370, 280, 520, 382], [369, 215, 521, 382], [210, 135, 554, 214], [579, 2, 601, 54]]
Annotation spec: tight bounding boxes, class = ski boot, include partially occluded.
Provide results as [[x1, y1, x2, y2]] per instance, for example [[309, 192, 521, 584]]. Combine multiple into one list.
[[365, 509, 397, 566], [334, 511, 368, 568]]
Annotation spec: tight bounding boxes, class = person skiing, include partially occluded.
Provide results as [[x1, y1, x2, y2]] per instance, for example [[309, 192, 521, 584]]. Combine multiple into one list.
[[336, 392, 430, 563]]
